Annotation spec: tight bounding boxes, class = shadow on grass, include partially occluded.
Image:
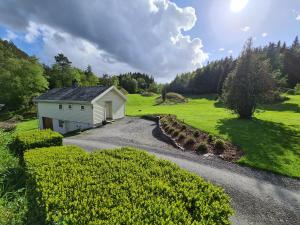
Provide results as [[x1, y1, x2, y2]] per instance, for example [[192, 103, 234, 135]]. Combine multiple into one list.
[[258, 103, 300, 113], [216, 118, 300, 177], [186, 94, 218, 101]]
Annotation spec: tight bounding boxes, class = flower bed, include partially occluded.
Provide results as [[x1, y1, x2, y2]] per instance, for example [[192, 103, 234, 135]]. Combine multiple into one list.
[[159, 115, 243, 161]]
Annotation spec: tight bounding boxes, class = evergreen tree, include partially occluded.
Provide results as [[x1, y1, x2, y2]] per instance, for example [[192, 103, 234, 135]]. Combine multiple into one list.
[[222, 39, 274, 119]]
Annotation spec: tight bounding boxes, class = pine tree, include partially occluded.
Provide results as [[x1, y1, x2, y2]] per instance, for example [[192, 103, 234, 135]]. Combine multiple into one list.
[[222, 39, 274, 119]]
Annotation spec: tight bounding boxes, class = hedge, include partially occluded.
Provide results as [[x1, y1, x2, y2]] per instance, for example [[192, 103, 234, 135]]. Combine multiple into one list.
[[24, 146, 234, 224], [11, 129, 63, 156]]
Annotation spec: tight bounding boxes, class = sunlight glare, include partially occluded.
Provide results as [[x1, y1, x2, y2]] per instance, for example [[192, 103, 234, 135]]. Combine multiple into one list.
[[230, 0, 249, 12]]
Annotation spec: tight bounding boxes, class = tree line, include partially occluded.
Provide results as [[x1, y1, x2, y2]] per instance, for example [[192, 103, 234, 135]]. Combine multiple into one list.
[[166, 36, 300, 95], [0, 39, 161, 110]]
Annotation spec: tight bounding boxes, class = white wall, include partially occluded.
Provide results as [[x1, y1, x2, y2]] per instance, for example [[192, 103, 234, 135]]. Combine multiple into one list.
[[93, 89, 126, 121], [37, 102, 94, 133]]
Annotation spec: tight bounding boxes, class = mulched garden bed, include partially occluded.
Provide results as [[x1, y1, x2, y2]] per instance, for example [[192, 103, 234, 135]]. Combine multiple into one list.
[[159, 115, 243, 162]]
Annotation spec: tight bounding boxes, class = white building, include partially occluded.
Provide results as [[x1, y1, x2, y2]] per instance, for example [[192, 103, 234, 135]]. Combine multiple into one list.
[[34, 86, 127, 134]]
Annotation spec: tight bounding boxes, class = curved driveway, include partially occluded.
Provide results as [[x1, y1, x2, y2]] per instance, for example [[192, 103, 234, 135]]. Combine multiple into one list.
[[64, 117, 300, 225]]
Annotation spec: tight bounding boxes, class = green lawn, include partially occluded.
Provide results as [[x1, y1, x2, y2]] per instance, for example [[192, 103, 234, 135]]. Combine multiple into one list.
[[126, 94, 300, 178]]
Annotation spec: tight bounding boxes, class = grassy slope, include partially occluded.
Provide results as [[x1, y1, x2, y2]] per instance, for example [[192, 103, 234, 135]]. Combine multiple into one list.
[[0, 120, 38, 224], [126, 94, 300, 178]]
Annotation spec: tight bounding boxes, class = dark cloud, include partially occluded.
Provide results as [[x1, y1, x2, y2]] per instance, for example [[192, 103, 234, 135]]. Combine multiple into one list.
[[0, 0, 207, 81]]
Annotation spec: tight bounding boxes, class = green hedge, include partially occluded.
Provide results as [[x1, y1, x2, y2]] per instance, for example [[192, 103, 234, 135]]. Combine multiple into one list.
[[25, 146, 234, 225], [11, 129, 63, 156]]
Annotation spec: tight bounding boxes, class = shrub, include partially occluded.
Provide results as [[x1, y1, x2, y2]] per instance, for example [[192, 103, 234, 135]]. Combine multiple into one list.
[[173, 129, 180, 137], [178, 132, 186, 141], [168, 127, 175, 135], [194, 130, 200, 138], [164, 125, 170, 132], [24, 146, 233, 224], [184, 136, 196, 146], [11, 129, 63, 156], [286, 89, 295, 95], [215, 139, 225, 150], [196, 143, 208, 154], [208, 134, 214, 142], [181, 125, 186, 131]]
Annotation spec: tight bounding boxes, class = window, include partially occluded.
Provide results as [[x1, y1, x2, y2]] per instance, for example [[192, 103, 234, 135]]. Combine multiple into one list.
[[58, 120, 64, 128], [59, 104, 63, 110], [68, 104, 72, 110], [81, 105, 85, 111]]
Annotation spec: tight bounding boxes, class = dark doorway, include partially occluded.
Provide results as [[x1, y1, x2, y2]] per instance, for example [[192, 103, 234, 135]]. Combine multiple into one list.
[[42, 117, 53, 130]]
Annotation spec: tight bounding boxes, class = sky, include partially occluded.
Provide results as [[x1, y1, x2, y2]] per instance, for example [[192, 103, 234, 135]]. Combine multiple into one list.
[[0, 0, 299, 83]]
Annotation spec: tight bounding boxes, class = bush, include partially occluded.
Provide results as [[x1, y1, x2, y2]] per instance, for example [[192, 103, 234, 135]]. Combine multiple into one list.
[[141, 92, 155, 97], [184, 136, 196, 146], [286, 89, 295, 95], [181, 125, 186, 131], [208, 134, 214, 142], [178, 132, 186, 141], [173, 129, 180, 137], [194, 130, 200, 138], [196, 143, 208, 154], [168, 127, 175, 135], [215, 139, 225, 150], [11, 129, 63, 156], [24, 146, 233, 224]]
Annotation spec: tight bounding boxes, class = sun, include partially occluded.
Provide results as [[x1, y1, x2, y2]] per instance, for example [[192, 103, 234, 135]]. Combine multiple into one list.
[[230, 0, 248, 12]]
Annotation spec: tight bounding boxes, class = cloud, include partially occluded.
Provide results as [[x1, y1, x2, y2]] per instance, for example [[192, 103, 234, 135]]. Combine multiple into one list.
[[262, 32, 268, 37], [241, 26, 250, 32], [296, 14, 300, 20], [219, 48, 225, 51], [228, 50, 233, 54], [0, 0, 208, 82], [3, 30, 17, 41]]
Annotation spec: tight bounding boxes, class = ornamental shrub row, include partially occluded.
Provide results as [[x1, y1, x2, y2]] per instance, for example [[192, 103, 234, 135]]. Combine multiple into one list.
[[24, 146, 234, 225], [11, 129, 63, 156]]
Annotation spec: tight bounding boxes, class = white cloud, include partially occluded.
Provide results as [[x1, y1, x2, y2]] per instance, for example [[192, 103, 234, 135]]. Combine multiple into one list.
[[3, 30, 17, 41], [228, 50, 233, 54], [0, 0, 208, 82], [25, 21, 41, 43], [219, 48, 225, 51], [241, 26, 250, 32], [296, 14, 300, 20], [262, 32, 268, 37]]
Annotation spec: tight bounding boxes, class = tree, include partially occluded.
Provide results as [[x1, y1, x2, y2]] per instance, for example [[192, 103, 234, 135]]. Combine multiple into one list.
[[121, 77, 138, 93], [0, 57, 48, 109], [222, 39, 274, 119], [162, 85, 167, 102]]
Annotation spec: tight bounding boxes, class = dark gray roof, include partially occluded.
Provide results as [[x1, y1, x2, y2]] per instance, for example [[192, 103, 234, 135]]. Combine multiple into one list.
[[35, 86, 110, 102]]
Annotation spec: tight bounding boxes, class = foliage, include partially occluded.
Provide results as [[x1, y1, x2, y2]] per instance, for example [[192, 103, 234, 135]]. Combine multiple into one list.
[[24, 146, 233, 224], [0, 40, 48, 109], [214, 139, 225, 150], [222, 39, 275, 119], [119, 76, 138, 94], [166, 36, 300, 97], [184, 136, 196, 146], [295, 83, 300, 95], [11, 129, 62, 156], [46, 54, 99, 88], [127, 94, 300, 177], [196, 143, 208, 154], [0, 128, 29, 225]]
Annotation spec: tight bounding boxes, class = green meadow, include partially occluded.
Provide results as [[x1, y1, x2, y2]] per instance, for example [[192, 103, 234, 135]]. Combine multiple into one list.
[[126, 94, 300, 178]]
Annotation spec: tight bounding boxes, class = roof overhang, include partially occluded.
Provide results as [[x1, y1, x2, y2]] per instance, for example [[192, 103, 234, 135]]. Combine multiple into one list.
[[33, 99, 91, 104]]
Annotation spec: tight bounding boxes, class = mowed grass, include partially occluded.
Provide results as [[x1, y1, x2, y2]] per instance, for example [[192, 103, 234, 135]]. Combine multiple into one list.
[[126, 94, 300, 178]]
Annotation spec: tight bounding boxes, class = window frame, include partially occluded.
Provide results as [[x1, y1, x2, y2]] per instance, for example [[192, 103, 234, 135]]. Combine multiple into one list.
[[59, 104, 63, 110], [68, 104, 72, 110], [58, 120, 64, 128], [81, 105, 85, 111]]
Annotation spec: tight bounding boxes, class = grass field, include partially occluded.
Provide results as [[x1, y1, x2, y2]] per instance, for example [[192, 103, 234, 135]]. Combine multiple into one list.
[[126, 94, 300, 178]]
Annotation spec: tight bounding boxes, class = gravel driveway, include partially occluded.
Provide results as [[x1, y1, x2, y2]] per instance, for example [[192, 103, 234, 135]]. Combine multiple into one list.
[[64, 117, 300, 225]]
